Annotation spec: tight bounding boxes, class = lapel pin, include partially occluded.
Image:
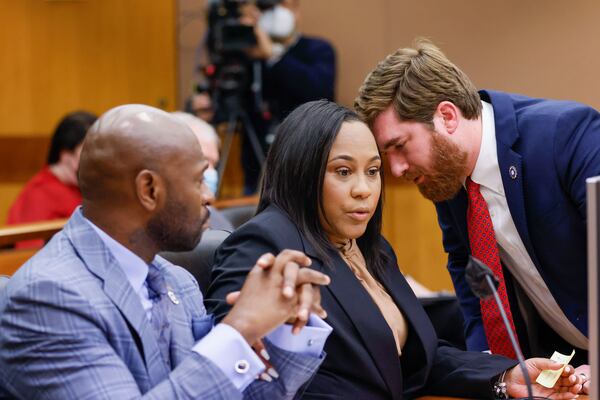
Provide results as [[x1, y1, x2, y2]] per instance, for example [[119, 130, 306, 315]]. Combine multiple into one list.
[[167, 290, 180, 305], [509, 166, 518, 180]]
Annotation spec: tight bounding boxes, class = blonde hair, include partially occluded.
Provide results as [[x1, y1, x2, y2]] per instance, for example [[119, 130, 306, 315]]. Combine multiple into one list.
[[354, 39, 481, 127]]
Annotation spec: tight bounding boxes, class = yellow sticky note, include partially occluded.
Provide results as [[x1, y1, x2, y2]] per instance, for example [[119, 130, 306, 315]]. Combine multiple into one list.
[[535, 350, 575, 388]]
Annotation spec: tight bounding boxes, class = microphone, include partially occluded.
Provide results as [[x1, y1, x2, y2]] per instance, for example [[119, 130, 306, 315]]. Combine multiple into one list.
[[466, 256, 535, 400]]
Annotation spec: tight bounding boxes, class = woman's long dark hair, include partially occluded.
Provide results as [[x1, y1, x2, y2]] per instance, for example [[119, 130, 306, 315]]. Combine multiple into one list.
[[258, 100, 389, 277]]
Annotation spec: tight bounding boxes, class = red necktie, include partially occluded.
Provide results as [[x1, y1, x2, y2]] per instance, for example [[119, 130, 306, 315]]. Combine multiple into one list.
[[466, 177, 519, 359]]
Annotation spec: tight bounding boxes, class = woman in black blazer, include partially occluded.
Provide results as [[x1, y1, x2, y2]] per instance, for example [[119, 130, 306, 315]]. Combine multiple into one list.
[[204, 101, 582, 399]]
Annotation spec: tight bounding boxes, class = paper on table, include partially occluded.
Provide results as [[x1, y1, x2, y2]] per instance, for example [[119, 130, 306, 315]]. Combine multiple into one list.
[[535, 349, 575, 388]]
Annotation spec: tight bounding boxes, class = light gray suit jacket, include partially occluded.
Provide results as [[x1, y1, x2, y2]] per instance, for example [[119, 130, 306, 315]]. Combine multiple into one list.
[[0, 209, 322, 399]]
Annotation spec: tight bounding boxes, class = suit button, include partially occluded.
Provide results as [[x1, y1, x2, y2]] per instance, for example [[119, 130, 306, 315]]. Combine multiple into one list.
[[234, 359, 250, 374]]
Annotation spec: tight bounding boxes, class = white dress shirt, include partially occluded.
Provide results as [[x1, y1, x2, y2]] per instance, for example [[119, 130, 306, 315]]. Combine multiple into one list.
[[470, 101, 588, 350], [86, 217, 332, 391]]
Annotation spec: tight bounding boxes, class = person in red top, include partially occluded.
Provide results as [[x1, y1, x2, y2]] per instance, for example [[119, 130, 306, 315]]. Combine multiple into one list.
[[7, 111, 97, 248]]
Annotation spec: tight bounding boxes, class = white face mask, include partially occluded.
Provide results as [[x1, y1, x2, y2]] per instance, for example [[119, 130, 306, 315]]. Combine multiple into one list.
[[203, 167, 219, 196], [258, 5, 295, 40]]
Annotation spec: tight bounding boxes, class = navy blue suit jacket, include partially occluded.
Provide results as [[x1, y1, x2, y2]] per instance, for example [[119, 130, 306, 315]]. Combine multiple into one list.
[[205, 205, 515, 399], [263, 35, 336, 119], [436, 90, 600, 355]]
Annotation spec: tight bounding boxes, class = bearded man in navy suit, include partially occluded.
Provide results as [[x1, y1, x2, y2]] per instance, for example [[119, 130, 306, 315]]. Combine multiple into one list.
[[355, 39, 596, 395]]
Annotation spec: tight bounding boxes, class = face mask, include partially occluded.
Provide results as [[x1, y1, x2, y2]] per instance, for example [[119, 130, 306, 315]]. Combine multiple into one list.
[[203, 167, 219, 195], [259, 5, 295, 40]]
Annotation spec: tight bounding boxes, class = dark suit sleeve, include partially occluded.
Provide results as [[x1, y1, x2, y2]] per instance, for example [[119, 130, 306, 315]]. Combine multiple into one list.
[[553, 104, 600, 217], [267, 39, 336, 102], [423, 342, 517, 399], [435, 201, 488, 352], [204, 220, 283, 322], [381, 237, 514, 399]]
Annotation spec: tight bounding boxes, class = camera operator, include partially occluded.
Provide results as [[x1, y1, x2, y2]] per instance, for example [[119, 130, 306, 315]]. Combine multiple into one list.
[[207, 0, 336, 194], [241, 0, 335, 118], [241, 0, 335, 193]]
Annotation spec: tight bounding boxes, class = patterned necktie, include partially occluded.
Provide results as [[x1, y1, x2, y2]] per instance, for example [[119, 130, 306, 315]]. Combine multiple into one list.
[[146, 264, 172, 369], [465, 178, 519, 359]]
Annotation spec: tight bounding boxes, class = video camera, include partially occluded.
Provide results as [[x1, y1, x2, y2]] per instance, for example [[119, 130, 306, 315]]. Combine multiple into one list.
[[200, 0, 281, 191], [207, 0, 280, 54], [204, 0, 281, 121]]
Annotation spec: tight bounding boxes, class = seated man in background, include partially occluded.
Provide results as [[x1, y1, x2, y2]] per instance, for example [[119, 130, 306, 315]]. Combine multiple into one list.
[[7, 110, 97, 248], [171, 111, 234, 231], [0, 104, 332, 399], [185, 90, 215, 123]]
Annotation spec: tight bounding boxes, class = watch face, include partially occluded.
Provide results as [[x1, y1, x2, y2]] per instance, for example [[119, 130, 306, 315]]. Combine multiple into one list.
[[493, 381, 508, 400]]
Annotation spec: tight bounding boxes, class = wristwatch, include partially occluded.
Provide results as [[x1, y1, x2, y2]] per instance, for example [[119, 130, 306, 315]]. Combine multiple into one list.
[[493, 371, 509, 399]]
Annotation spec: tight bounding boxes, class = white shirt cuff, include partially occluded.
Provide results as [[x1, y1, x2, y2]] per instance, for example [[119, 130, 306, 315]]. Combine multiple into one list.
[[266, 315, 332, 357], [193, 323, 264, 392]]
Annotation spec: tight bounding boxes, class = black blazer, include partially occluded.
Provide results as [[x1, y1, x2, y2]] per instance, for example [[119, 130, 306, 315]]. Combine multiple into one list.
[[205, 205, 516, 399]]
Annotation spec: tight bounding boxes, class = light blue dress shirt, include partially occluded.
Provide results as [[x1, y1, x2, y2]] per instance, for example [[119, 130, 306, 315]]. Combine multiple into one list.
[[86, 217, 331, 392]]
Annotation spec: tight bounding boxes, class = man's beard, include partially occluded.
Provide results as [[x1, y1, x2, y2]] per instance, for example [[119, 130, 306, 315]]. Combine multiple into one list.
[[408, 130, 468, 203], [146, 194, 207, 252]]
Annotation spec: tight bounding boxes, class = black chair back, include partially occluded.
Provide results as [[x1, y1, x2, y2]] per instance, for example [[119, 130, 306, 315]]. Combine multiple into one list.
[[220, 204, 257, 229], [160, 229, 230, 293]]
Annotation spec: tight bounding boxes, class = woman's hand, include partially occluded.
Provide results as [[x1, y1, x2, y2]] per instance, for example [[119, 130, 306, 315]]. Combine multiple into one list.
[[504, 358, 583, 399]]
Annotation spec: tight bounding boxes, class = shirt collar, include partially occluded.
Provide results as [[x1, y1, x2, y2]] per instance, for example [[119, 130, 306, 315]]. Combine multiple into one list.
[[84, 217, 150, 294], [470, 100, 503, 194]]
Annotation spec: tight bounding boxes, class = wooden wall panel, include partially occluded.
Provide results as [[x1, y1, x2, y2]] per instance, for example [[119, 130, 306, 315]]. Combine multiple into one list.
[[382, 0, 600, 109], [295, 0, 388, 111], [0, 0, 178, 225], [216, 128, 245, 199], [299, 0, 600, 109], [0, 184, 26, 225], [0, 0, 178, 136], [382, 180, 452, 291], [0, 137, 49, 182]]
